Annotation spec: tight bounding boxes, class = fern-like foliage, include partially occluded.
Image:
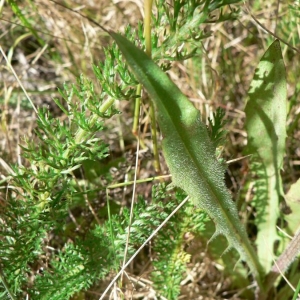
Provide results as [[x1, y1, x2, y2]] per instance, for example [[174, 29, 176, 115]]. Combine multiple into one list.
[[208, 107, 228, 149], [93, 26, 139, 101], [150, 185, 208, 299], [20, 183, 208, 299], [0, 75, 117, 298], [1, 1, 246, 298], [152, 0, 242, 61]]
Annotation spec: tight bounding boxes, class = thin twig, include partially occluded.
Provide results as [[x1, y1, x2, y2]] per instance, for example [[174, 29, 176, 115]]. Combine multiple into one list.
[[244, 3, 300, 53]]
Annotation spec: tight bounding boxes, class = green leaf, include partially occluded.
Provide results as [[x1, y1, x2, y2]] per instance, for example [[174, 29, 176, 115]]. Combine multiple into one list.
[[285, 179, 300, 236], [279, 178, 300, 258], [110, 32, 263, 284], [245, 40, 287, 273]]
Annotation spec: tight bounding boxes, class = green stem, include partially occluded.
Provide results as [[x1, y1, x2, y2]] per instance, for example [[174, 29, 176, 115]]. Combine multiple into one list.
[[144, 0, 161, 173], [132, 84, 141, 136], [108, 174, 170, 189], [75, 98, 115, 145], [149, 100, 161, 173], [60, 97, 115, 163]]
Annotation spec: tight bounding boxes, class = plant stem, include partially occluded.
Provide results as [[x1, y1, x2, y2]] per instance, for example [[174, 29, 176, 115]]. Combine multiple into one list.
[[144, 0, 153, 57], [258, 229, 300, 299], [107, 174, 171, 189], [132, 84, 141, 136], [74, 98, 114, 145], [144, 0, 161, 173]]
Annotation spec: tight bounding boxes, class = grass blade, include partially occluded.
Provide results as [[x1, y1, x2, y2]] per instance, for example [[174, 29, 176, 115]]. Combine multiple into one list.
[[7, 0, 45, 47]]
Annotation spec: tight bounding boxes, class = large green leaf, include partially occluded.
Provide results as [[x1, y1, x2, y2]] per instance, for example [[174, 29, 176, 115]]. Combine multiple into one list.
[[110, 32, 263, 284], [245, 40, 287, 273]]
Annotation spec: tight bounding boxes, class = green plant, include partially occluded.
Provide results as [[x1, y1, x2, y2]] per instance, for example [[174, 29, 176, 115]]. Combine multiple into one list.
[[110, 30, 300, 299], [111, 27, 264, 282], [1, 1, 300, 300]]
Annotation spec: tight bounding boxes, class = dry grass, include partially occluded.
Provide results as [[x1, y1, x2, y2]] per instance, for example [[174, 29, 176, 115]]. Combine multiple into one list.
[[0, 0, 299, 299]]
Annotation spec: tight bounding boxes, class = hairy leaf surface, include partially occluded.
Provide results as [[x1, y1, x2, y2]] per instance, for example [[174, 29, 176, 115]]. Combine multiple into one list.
[[110, 32, 263, 282]]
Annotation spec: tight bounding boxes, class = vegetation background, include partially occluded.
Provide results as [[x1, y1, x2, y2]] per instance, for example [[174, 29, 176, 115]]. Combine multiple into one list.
[[0, 0, 299, 299]]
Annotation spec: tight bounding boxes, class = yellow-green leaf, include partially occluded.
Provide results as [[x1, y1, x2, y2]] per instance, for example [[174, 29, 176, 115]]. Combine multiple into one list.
[[245, 40, 287, 273]]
